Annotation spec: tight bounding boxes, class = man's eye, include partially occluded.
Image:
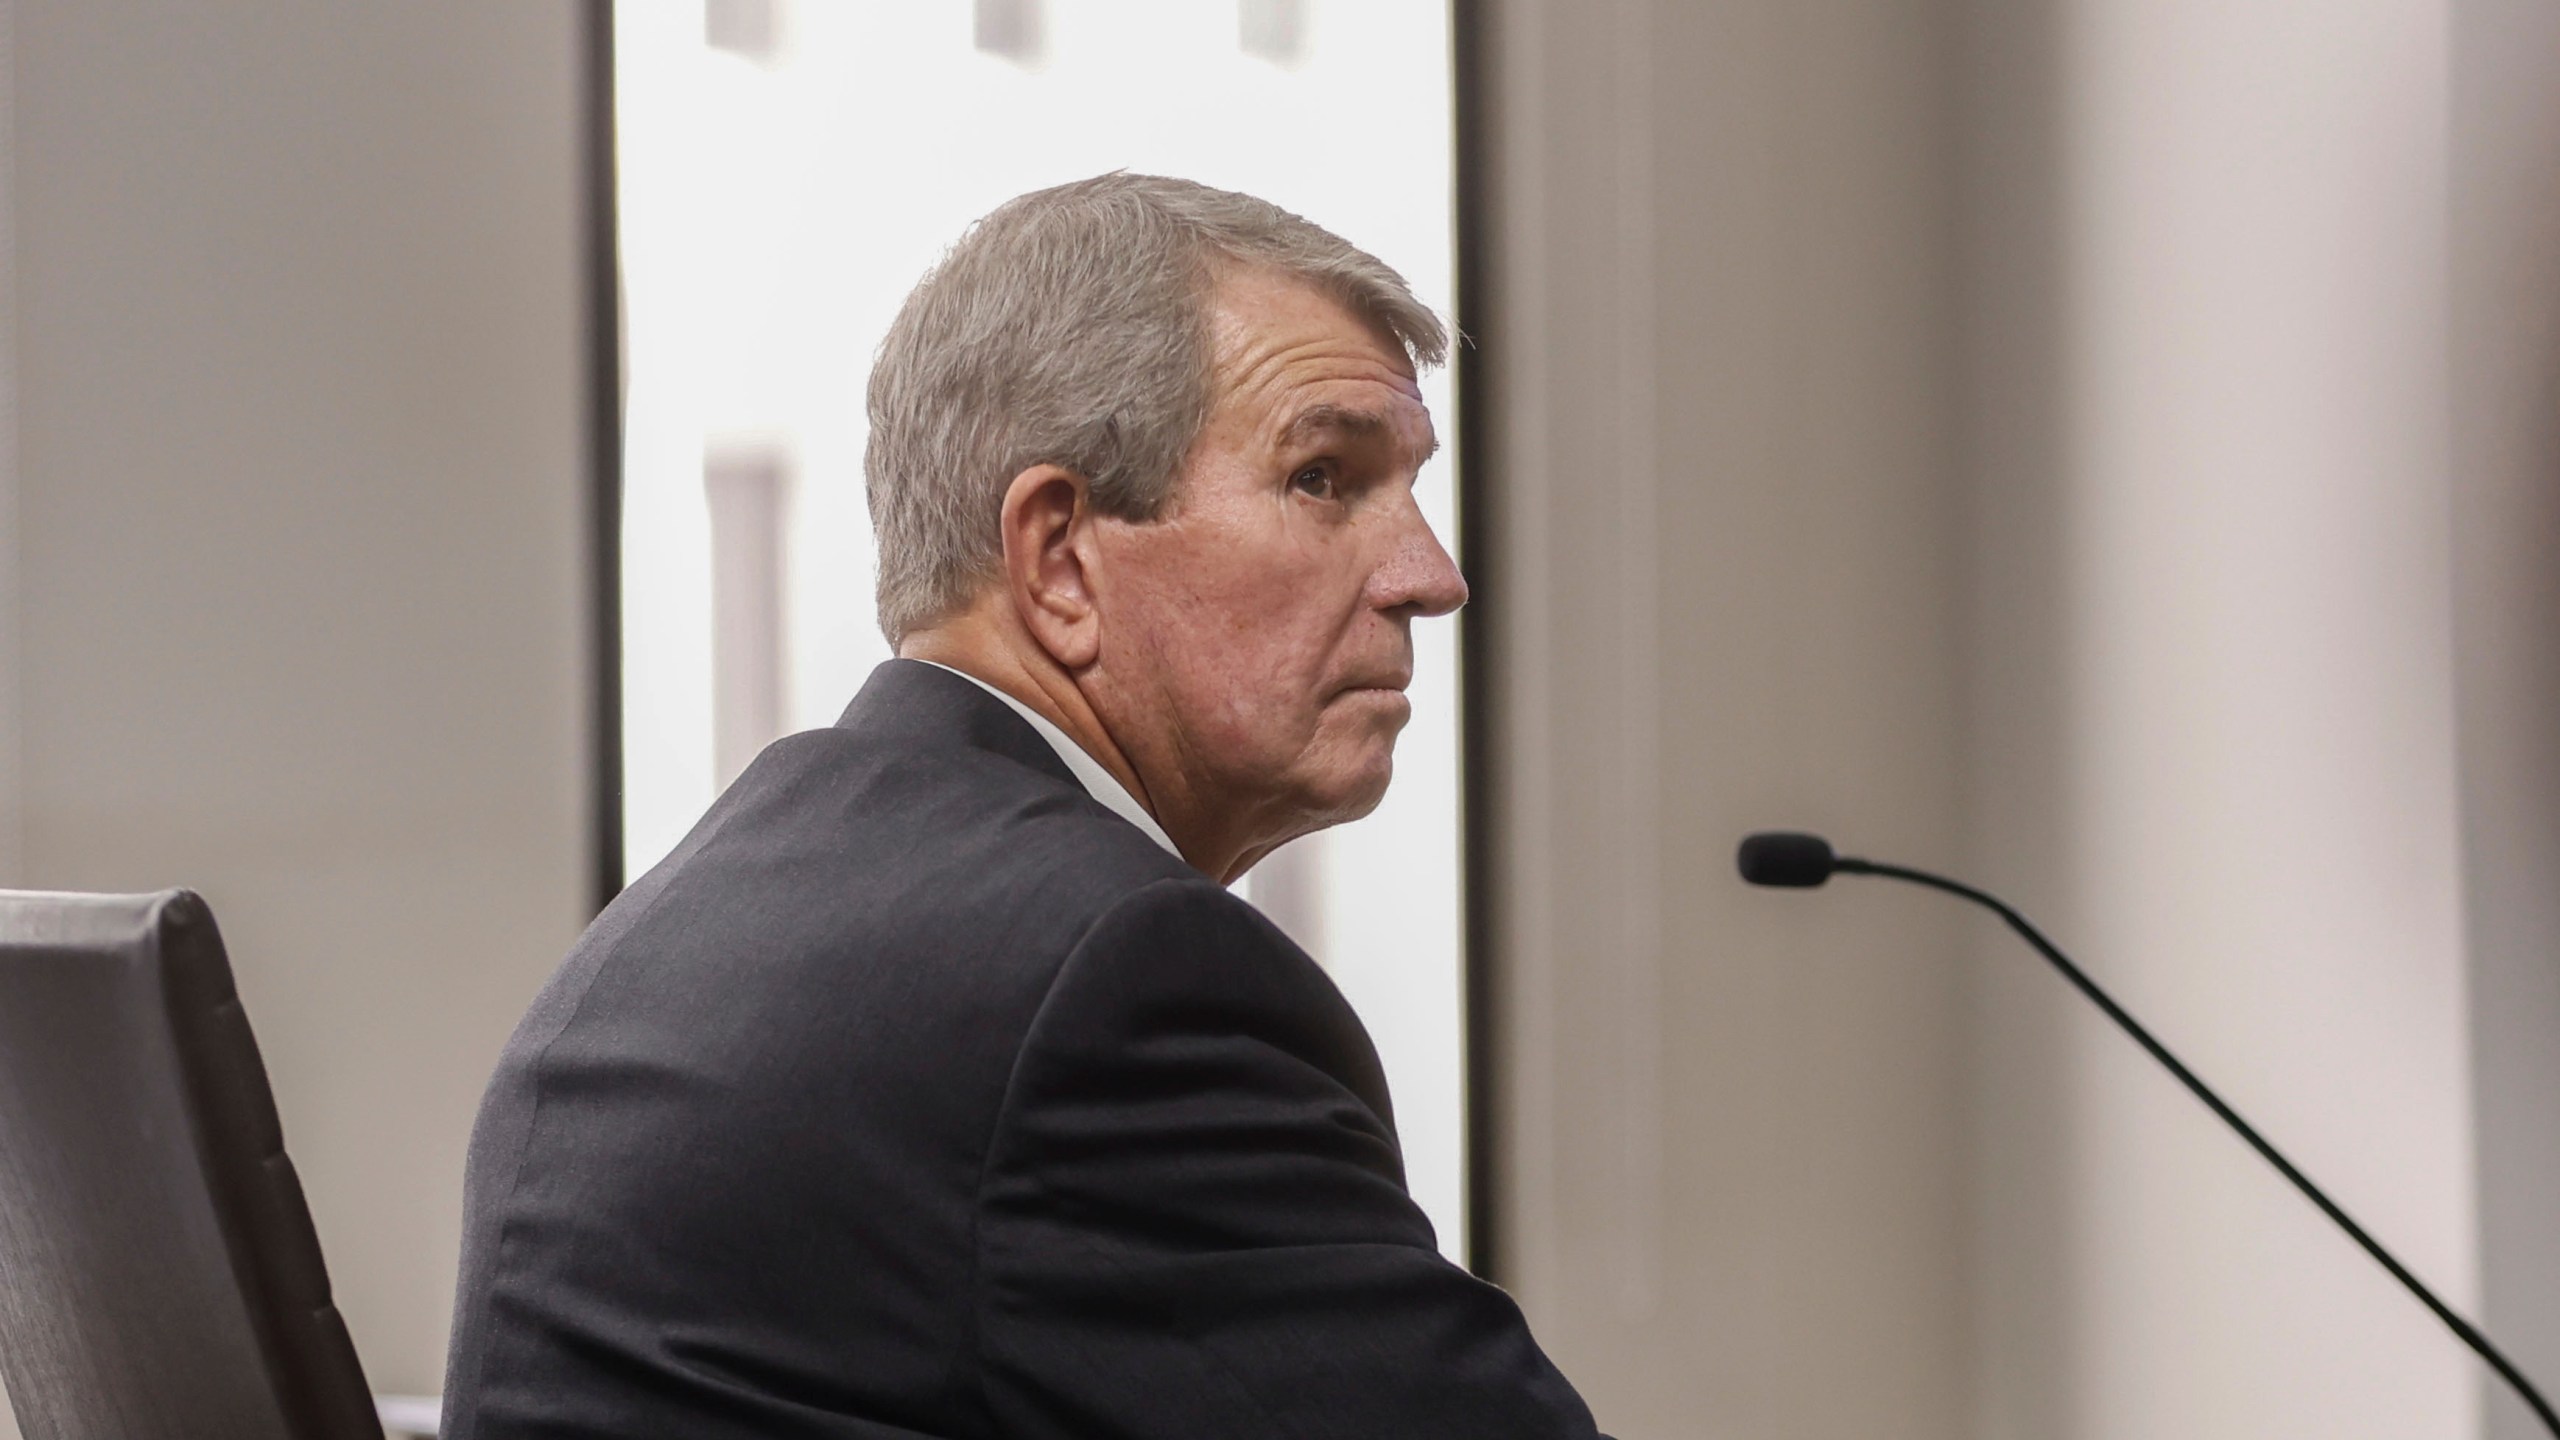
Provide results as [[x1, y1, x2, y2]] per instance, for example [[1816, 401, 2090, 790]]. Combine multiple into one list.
[[1290, 464, 1337, 499]]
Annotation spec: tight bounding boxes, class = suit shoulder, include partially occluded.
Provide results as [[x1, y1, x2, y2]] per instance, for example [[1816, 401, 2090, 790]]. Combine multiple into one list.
[[1062, 874, 1310, 980], [1027, 874, 1391, 1120]]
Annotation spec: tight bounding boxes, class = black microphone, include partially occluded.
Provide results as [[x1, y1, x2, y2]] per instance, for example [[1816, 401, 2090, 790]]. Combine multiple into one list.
[[1737, 829, 2560, 1437], [1734, 831, 1838, 888]]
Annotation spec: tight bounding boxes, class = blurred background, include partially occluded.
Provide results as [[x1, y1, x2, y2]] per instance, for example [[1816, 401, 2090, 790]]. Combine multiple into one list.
[[4, 1, 2558, 1437]]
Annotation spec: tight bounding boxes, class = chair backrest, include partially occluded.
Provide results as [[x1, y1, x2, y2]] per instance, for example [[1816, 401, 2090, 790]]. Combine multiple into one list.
[[0, 889, 380, 1440]]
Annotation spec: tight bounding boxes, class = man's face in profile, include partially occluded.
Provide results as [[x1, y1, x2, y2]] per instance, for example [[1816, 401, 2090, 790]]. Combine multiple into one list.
[[1088, 265, 1467, 861]]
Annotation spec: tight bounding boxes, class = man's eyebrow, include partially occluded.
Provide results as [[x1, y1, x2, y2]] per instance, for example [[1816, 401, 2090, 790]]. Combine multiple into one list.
[[1278, 403, 1441, 463]]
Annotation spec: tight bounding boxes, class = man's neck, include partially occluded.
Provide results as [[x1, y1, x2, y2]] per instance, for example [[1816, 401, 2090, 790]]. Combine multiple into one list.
[[900, 603, 1310, 885], [897, 618, 1161, 838]]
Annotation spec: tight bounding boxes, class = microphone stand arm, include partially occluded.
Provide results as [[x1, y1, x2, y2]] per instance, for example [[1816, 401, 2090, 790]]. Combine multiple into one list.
[[1838, 855, 2560, 1438]]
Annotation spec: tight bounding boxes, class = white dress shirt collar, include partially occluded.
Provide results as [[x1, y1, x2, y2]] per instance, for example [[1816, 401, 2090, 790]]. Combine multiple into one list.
[[915, 661, 1183, 861]]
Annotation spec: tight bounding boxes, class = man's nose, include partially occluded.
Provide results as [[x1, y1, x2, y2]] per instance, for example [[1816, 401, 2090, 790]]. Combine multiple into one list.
[[1374, 500, 1470, 619]]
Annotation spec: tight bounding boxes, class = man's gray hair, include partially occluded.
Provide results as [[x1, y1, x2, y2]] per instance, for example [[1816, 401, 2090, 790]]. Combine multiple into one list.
[[865, 172, 1449, 642]]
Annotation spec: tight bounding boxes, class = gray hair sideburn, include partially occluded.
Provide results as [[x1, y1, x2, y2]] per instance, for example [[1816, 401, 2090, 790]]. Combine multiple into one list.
[[865, 173, 1449, 643]]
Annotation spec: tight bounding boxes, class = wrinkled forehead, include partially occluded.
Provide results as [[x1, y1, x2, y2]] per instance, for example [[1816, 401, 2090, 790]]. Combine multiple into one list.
[[1201, 269, 1436, 460], [1268, 395, 1441, 470]]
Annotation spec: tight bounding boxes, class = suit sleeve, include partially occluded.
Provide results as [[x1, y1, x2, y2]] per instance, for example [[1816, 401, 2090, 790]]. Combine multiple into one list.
[[972, 877, 1607, 1440]]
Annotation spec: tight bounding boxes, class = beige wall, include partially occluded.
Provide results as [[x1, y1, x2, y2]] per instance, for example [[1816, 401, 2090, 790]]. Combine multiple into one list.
[[1, 0, 19, 891], [2451, 0, 2560, 1434], [1960, 1, 2481, 1435], [5, 0, 590, 1417], [1479, 0, 2560, 1436], [1468, 1, 1974, 1434]]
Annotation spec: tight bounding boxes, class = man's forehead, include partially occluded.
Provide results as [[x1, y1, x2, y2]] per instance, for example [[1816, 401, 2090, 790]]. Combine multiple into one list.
[[1202, 273, 1433, 451], [1206, 270, 1419, 386], [1276, 397, 1441, 464]]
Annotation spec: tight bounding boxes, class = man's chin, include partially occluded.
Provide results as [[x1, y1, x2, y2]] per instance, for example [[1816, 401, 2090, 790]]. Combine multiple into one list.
[[1299, 751, 1396, 829]]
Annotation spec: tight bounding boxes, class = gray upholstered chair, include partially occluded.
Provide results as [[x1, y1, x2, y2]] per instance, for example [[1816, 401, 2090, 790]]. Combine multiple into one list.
[[0, 888, 389, 1440]]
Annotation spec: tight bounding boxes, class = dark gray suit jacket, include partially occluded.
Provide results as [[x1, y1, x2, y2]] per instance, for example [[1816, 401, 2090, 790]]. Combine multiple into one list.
[[441, 659, 1602, 1438]]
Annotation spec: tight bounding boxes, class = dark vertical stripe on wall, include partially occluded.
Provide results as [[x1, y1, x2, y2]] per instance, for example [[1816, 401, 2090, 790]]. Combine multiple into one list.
[[1452, 0, 1501, 1284], [583, 0, 627, 913]]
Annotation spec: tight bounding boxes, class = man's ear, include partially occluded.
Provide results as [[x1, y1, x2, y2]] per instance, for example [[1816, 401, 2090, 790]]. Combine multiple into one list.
[[1000, 463, 1103, 670]]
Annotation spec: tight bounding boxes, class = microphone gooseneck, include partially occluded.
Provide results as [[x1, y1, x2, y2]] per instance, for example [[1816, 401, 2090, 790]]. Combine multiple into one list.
[[1737, 831, 2560, 1438]]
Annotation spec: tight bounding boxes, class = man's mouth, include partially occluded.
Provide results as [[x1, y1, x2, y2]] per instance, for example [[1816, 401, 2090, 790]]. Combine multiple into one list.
[[1336, 663, 1413, 696]]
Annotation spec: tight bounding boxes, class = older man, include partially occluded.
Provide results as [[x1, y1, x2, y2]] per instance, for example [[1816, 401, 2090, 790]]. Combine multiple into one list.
[[442, 174, 1604, 1439]]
